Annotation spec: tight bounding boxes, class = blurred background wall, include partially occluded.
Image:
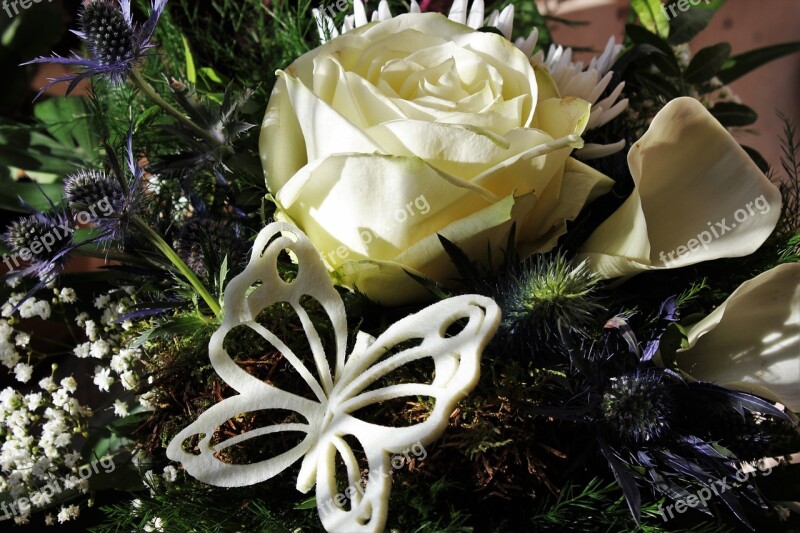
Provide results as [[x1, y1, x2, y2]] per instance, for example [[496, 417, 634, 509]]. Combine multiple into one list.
[[540, 0, 800, 171]]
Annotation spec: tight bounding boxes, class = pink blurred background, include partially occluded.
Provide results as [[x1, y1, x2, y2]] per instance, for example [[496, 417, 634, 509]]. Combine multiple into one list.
[[542, 0, 800, 171]]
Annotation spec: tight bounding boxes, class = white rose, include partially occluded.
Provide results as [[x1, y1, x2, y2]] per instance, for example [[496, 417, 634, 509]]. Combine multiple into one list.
[[260, 13, 612, 305]]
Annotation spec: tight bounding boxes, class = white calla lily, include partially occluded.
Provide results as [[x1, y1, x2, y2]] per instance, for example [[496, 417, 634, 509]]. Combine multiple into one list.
[[675, 264, 800, 411], [579, 97, 782, 278]]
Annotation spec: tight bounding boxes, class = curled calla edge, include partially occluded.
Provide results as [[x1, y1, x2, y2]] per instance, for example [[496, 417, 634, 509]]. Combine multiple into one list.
[[675, 263, 800, 412]]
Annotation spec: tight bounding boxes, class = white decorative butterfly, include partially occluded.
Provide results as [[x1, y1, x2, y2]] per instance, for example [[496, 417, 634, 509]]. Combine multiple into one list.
[[166, 222, 500, 533]]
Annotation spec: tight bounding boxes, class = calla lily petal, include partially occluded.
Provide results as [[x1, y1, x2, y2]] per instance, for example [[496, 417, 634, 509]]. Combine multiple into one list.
[[675, 264, 800, 411], [578, 97, 781, 279]]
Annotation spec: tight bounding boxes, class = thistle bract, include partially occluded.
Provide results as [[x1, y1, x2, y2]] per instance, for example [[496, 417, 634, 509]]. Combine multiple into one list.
[[64, 129, 145, 242], [497, 254, 604, 346]]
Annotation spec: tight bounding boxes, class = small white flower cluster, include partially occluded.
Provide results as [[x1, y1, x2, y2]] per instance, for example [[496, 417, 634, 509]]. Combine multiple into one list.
[[0, 287, 61, 384], [0, 284, 152, 524], [0, 379, 92, 524], [1, 286, 144, 409], [71, 287, 146, 410]]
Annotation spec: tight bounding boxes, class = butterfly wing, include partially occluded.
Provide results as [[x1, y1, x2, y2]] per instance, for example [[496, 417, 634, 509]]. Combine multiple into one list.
[[211, 221, 348, 399], [165, 384, 323, 487], [167, 222, 349, 488], [310, 295, 501, 532]]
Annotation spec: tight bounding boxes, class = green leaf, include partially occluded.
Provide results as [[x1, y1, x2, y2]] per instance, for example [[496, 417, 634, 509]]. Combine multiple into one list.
[[684, 43, 731, 84], [0, 181, 64, 212], [631, 0, 670, 38], [717, 41, 800, 85], [513, 1, 553, 50], [625, 24, 680, 76], [631, 71, 681, 100], [294, 496, 317, 510], [710, 102, 758, 127], [182, 34, 197, 84], [218, 254, 229, 296], [668, 0, 726, 44], [86, 455, 146, 492], [0, 125, 83, 176], [33, 97, 99, 162], [657, 322, 687, 370], [82, 429, 127, 463], [107, 412, 151, 438], [742, 145, 770, 173], [199, 66, 225, 85], [132, 315, 214, 348], [134, 105, 162, 131]]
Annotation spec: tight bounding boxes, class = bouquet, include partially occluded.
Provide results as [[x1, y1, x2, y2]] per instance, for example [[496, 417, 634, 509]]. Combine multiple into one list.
[[0, 0, 798, 531]]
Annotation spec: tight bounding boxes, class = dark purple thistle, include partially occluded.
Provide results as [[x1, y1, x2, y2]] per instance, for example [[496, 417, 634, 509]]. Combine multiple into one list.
[[64, 128, 145, 243], [21, 0, 167, 98], [3, 206, 78, 283]]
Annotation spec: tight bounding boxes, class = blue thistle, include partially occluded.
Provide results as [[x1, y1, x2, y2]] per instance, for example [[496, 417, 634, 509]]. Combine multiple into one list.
[[174, 216, 249, 280], [602, 370, 673, 443], [22, 0, 167, 97], [3, 208, 77, 282], [548, 320, 797, 529], [64, 128, 145, 242]]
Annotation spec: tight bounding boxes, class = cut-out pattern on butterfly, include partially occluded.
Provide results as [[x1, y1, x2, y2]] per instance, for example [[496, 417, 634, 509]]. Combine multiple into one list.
[[166, 222, 501, 533]]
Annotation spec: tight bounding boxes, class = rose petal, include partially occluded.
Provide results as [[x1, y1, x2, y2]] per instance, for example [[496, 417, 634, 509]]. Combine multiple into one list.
[[337, 193, 537, 305], [260, 76, 308, 194], [312, 55, 406, 128], [275, 154, 499, 262], [280, 71, 385, 161], [578, 97, 781, 278], [676, 264, 800, 411], [518, 157, 614, 254]]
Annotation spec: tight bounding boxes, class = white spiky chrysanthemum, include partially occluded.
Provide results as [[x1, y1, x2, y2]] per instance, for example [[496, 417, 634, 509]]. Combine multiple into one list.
[[313, 0, 628, 159]]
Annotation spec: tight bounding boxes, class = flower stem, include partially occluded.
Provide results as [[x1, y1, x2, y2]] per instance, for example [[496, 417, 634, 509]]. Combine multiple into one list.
[[131, 216, 222, 317], [129, 69, 220, 146]]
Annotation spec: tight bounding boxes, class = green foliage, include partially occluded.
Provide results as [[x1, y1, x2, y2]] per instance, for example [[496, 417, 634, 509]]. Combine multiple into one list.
[[667, 0, 725, 44], [531, 478, 720, 533], [497, 253, 605, 344], [778, 113, 800, 237], [91, 482, 300, 533], [630, 0, 670, 39], [717, 41, 800, 85]]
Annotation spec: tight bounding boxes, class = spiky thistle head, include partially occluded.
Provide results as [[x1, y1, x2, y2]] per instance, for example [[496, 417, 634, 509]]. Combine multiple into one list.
[[65, 169, 126, 210], [4, 210, 76, 281], [22, 0, 167, 96], [79, 0, 137, 80], [497, 254, 605, 346], [174, 217, 248, 280], [601, 370, 673, 443], [64, 129, 145, 242]]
